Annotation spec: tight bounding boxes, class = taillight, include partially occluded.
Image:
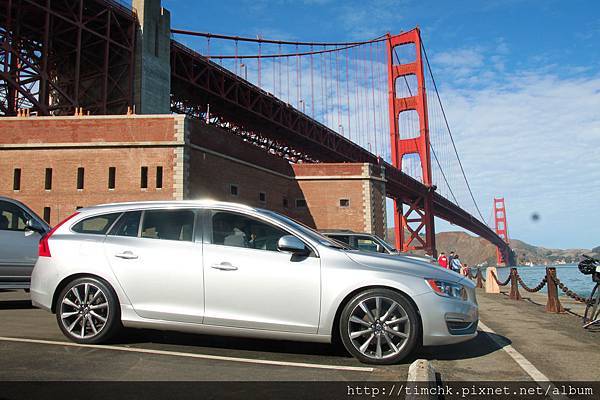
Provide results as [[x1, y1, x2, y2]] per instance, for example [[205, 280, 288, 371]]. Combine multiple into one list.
[[38, 212, 79, 257]]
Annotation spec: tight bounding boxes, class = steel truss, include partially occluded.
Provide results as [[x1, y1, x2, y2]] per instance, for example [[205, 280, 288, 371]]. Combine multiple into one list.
[[0, 0, 136, 116]]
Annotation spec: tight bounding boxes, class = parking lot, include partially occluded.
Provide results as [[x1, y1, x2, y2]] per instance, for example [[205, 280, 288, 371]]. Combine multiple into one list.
[[0, 289, 534, 383]]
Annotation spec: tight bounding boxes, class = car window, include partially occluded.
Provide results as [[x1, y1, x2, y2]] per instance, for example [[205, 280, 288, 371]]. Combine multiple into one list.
[[72, 213, 121, 235], [141, 209, 194, 242], [212, 211, 288, 252], [329, 235, 351, 245], [0, 200, 30, 231], [108, 211, 141, 237], [356, 236, 382, 253]]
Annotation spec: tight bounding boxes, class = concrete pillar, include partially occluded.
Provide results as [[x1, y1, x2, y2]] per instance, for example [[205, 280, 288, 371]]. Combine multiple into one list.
[[485, 266, 500, 293], [132, 0, 171, 114]]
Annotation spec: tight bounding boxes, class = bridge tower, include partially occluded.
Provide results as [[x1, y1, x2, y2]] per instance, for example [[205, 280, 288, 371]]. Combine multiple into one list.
[[493, 197, 510, 265], [386, 28, 436, 256]]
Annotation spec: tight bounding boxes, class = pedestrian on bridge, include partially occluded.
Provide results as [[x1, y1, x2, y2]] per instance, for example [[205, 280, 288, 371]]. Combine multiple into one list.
[[438, 252, 448, 268]]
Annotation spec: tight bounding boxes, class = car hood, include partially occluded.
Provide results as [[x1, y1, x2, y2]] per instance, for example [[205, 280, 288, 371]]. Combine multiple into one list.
[[344, 250, 471, 286]]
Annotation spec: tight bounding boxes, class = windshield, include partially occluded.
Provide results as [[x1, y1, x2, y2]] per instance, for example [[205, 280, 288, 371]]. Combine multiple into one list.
[[376, 237, 397, 252], [261, 210, 351, 249]]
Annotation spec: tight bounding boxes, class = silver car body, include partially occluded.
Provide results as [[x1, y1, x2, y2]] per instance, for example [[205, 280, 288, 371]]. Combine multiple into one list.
[[0, 196, 50, 289], [30, 200, 477, 346]]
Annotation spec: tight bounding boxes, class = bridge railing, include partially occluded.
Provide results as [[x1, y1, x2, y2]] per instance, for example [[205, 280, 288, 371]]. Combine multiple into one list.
[[468, 267, 595, 314]]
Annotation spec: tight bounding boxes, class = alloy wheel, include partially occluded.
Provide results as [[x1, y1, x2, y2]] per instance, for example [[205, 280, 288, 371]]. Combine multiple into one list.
[[59, 282, 110, 339], [347, 296, 411, 360]]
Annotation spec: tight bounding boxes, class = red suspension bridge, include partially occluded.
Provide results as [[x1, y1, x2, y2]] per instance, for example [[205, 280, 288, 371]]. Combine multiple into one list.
[[0, 0, 513, 263]]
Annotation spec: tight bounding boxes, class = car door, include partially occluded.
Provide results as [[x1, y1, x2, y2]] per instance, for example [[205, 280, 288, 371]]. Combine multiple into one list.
[[104, 208, 204, 323], [203, 209, 321, 334], [0, 200, 43, 283]]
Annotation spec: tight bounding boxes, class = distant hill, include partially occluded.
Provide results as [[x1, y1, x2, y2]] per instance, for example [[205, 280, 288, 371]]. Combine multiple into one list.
[[386, 229, 599, 266]]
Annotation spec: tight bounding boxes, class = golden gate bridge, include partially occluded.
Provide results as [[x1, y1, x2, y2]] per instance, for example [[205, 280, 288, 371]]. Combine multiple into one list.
[[0, 0, 513, 264]]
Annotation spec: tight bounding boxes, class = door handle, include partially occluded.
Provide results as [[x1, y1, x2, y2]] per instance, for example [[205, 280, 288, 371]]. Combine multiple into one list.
[[211, 262, 238, 271], [115, 251, 138, 260]]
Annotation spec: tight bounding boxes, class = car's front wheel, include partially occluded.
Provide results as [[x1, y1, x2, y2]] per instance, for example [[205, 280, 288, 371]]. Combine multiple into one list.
[[339, 288, 420, 364], [56, 277, 121, 344]]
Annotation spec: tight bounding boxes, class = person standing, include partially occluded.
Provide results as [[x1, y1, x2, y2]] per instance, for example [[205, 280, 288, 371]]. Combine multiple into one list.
[[437, 252, 448, 268], [451, 254, 462, 272], [448, 252, 455, 271], [461, 263, 470, 276]]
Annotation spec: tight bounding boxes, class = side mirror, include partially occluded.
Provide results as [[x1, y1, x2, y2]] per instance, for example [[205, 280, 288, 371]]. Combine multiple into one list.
[[277, 235, 309, 255], [26, 219, 46, 234]]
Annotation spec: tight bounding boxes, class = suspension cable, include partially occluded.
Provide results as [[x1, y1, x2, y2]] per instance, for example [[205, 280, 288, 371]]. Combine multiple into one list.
[[171, 29, 388, 46], [420, 37, 487, 223]]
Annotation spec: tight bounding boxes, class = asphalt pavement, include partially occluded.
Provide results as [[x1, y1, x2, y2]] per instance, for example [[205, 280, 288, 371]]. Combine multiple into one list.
[[1, 289, 597, 383]]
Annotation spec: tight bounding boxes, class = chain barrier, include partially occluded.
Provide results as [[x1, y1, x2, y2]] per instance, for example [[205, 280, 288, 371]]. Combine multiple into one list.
[[549, 274, 593, 306], [516, 274, 546, 293], [490, 270, 510, 287]]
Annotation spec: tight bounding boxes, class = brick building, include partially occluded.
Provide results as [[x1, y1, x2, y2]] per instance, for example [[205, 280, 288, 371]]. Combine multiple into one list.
[[0, 115, 387, 237]]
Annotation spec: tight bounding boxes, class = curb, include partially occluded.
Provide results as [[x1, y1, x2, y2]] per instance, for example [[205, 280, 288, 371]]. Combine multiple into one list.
[[406, 359, 437, 400]]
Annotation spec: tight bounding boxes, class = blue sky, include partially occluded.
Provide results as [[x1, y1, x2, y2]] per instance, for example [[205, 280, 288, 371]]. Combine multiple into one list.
[[162, 0, 600, 249]]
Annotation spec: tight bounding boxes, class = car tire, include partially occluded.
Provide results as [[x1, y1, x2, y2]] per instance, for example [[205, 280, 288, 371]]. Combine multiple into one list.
[[339, 288, 420, 365], [55, 276, 121, 344]]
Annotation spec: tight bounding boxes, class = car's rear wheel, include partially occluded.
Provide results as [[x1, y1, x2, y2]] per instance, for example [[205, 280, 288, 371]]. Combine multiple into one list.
[[339, 288, 420, 364], [56, 277, 121, 344]]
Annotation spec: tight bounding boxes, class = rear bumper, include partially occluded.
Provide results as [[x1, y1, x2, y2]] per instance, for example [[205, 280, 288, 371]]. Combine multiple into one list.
[[29, 258, 58, 313]]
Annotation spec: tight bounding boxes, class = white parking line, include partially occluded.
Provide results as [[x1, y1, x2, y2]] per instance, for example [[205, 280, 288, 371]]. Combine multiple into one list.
[[478, 321, 549, 381], [478, 321, 572, 399], [0, 336, 374, 373]]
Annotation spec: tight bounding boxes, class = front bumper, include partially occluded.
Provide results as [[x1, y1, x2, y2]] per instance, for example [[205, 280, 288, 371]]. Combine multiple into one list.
[[414, 289, 479, 346]]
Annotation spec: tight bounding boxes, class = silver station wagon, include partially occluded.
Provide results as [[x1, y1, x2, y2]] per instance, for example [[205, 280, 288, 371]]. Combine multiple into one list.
[[30, 200, 478, 364]]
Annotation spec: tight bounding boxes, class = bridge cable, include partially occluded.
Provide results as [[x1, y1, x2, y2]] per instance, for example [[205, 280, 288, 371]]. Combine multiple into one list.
[[420, 38, 487, 224], [171, 29, 387, 46]]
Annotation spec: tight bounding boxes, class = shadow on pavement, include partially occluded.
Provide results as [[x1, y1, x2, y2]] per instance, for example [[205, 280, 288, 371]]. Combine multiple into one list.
[[115, 328, 350, 359], [0, 299, 33, 310], [418, 330, 511, 361], [112, 328, 511, 364]]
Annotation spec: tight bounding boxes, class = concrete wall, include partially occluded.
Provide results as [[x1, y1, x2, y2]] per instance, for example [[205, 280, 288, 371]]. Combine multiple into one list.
[[132, 0, 171, 114]]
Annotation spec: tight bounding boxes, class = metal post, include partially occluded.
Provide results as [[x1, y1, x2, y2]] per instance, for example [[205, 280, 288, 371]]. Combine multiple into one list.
[[545, 267, 564, 313], [102, 9, 111, 115], [509, 267, 522, 300], [73, 0, 83, 110], [476, 269, 484, 289]]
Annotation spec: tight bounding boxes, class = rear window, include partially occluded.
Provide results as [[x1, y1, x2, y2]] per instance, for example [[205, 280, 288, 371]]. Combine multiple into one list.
[[71, 213, 121, 235]]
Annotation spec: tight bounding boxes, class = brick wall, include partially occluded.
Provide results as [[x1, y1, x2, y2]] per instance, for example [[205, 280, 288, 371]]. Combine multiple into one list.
[[293, 163, 387, 237], [0, 116, 178, 225], [0, 115, 387, 235], [0, 115, 177, 145]]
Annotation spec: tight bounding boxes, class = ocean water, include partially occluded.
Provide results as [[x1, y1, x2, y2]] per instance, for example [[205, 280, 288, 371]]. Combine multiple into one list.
[[493, 264, 596, 298]]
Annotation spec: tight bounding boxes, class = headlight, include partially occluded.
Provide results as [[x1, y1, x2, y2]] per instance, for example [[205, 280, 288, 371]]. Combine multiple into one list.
[[426, 279, 468, 300]]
